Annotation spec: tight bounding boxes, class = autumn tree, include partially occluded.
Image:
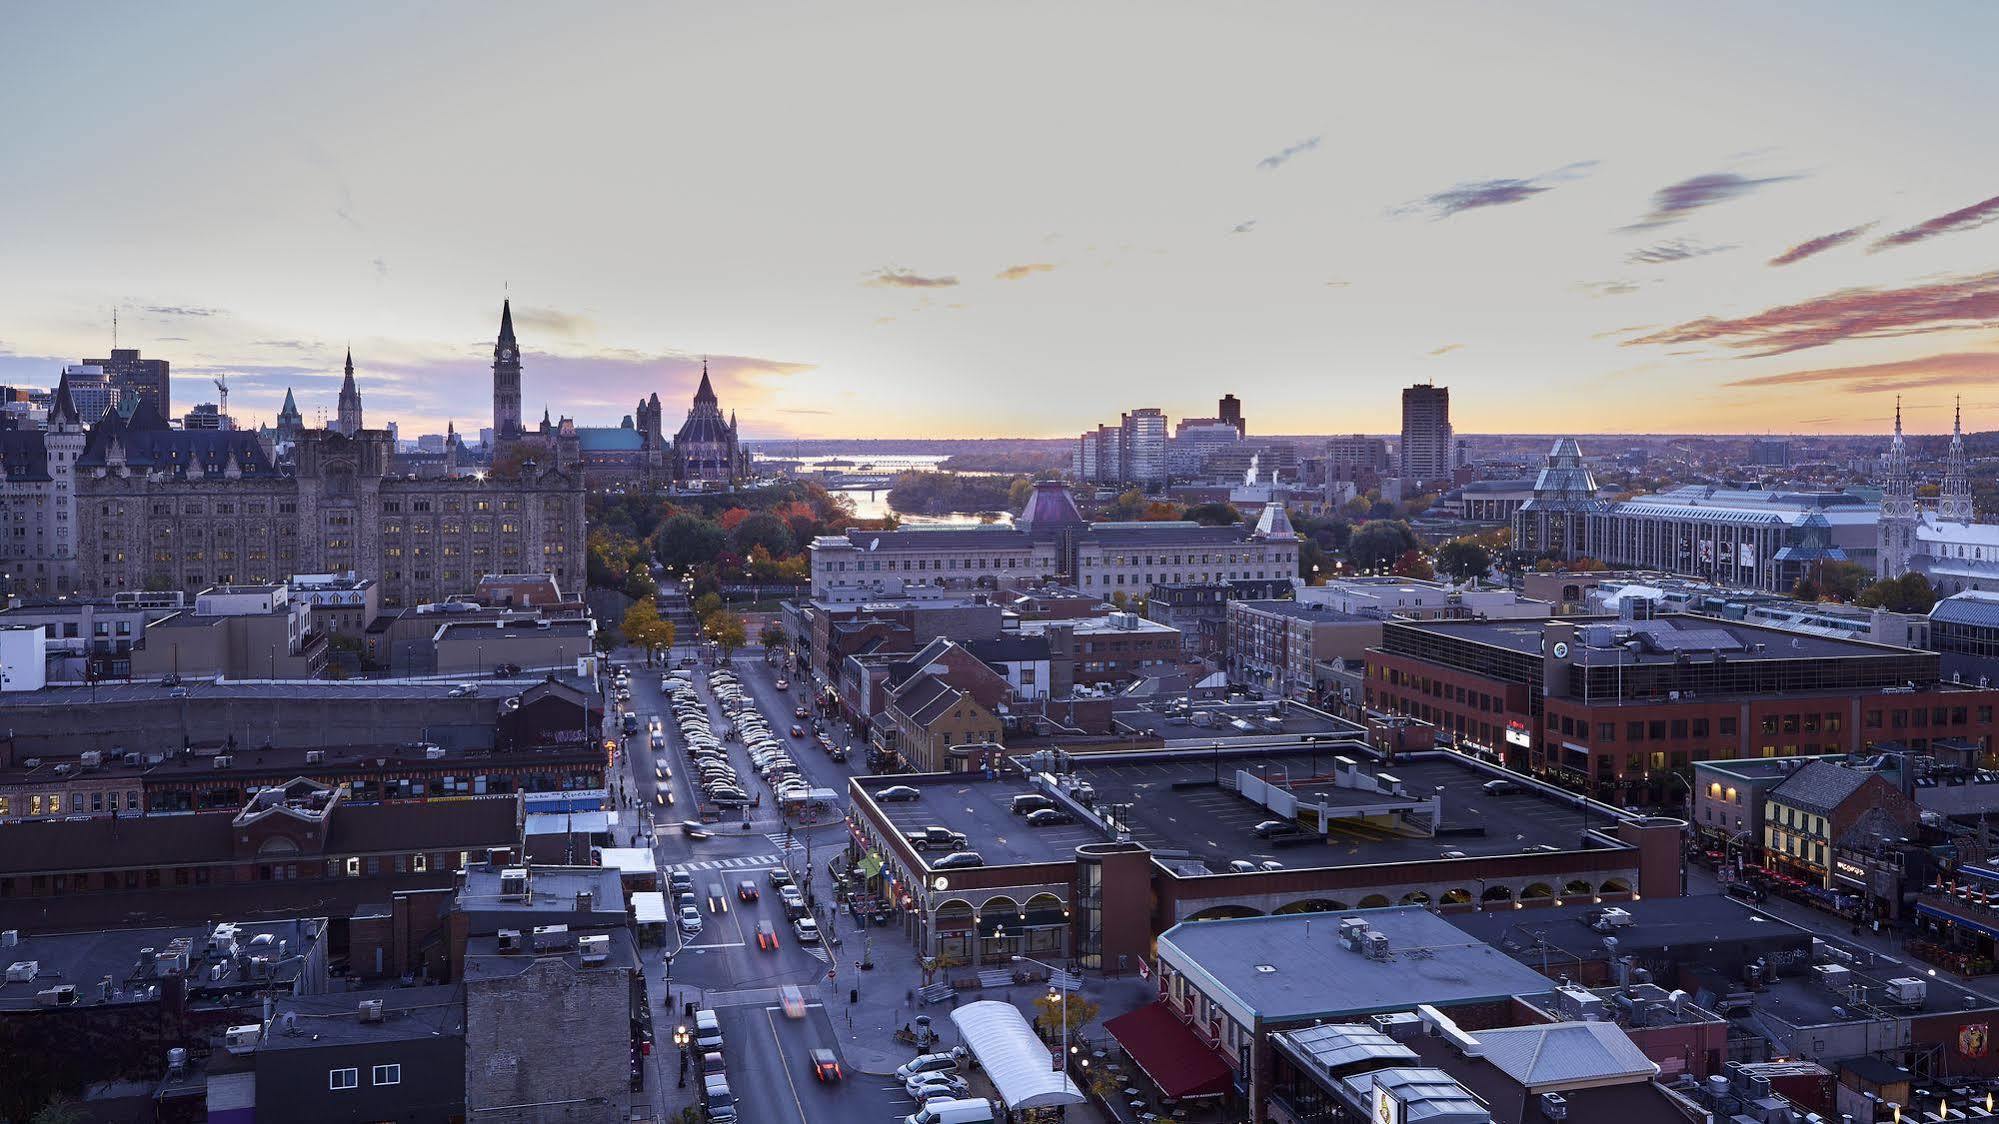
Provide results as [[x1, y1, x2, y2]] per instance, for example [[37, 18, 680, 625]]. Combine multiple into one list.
[[706, 610, 748, 659], [622, 599, 676, 665], [1032, 990, 1101, 1044]]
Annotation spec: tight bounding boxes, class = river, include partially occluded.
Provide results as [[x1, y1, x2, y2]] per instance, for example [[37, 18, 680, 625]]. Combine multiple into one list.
[[753, 452, 1015, 525]]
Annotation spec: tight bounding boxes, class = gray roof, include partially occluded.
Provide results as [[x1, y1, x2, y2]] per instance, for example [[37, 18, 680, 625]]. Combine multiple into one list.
[[1472, 1021, 1658, 1090], [1275, 1022, 1419, 1071], [1340, 1067, 1489, 1124], [1158, 905, 1554, 1022], [1932, 592, 1999, 629], [263, 984, 464, 1049], [1767, 759, 1875, 815]]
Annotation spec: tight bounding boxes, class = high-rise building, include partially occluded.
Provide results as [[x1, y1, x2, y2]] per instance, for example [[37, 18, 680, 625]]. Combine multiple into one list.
[[1219, 393, 1245, 437], [182, 403, 225, 430], [1749, 438, 1792, 468], [1325, 434, 1391, 475], [1169, 421, 1242, 477], [83, 348, 171, 421], [1074, 424, 1123, 485], [492, 300, 523, 440], [57, 364, 118, 426], [1120, 408, 1168, 488], [1399, 383, 1452, 483]]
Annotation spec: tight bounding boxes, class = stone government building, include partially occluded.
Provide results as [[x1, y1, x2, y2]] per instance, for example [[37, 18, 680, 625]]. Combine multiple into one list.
[[76, 401, 585, 612]]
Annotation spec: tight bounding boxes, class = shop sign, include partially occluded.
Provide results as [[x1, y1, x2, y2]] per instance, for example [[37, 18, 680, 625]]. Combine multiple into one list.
[[1504, 721, 1532, 749], [1834, 859, 1869, 885]]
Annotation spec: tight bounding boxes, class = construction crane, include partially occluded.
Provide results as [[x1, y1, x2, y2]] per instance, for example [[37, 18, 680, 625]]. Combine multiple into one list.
[[213, 377, 230, 430]]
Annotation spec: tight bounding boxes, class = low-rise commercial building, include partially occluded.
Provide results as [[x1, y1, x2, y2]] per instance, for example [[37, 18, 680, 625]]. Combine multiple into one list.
[[432, 616, 594, 676], [129, 583, 327, 681], [1227, 599, 1382, 701]]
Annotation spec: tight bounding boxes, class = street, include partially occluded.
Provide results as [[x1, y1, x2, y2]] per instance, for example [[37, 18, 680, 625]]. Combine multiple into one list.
[[612, 647, 916, 1124]]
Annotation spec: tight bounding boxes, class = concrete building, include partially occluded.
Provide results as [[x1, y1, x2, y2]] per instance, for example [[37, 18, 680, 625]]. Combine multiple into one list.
[[1295, 575, 1549, 621], [0, 592, 177, 679], [129, 583, 325, 680], [0, 623, 47, 691], [1146, 579, 1293, 658], [0, 369, 86, 596], [432, 617, 594, 676], [1121, 407, 1169, 488], [1018, 612, 1181, 685], [288, 571, 380, 641], [83, 346, 171, 419], [1399, 384, 1453, 484], [1169, 419, 1243, 478]]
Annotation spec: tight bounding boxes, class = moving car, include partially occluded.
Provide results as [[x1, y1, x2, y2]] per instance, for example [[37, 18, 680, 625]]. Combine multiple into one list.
[[780, 984, 807, 1018], [790, 724, 806, 738], [706, 883, 728, 912], [794, 705, 809, 719], [755, 920, 780, 951], [874, 786, 922, 802], [810, 1047, 843, 1082], [775, 678, 789, 691], [737, 880, 760, 903]]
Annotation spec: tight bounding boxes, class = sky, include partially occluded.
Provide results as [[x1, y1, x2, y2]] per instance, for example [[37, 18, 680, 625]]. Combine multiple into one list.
[[3, 2, 1998, 441]]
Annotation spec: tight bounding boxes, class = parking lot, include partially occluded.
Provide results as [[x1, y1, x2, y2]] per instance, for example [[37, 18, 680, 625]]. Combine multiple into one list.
[[1068, 752, 1593, 872], [861, 775, 1099, 868], [1114, 700, 1364, 743]]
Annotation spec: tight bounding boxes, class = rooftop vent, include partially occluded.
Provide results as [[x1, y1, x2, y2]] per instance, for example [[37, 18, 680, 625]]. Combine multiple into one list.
[[1540, 1092, 1568, 1120], [357, 999, 384, 1023]]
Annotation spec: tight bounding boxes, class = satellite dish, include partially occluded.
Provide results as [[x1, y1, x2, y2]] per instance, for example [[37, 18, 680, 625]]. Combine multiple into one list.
[[868, 538, 879, 551]]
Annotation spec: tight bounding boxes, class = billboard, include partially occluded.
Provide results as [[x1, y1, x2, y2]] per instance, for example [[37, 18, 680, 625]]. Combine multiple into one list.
[[1740, 542, 1756, 568]]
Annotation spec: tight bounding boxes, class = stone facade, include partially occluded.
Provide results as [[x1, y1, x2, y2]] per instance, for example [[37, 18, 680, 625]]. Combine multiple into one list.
[[0, 370, 86, 595], [77, 417, 585, 612], [464, 954, 631, 1124]]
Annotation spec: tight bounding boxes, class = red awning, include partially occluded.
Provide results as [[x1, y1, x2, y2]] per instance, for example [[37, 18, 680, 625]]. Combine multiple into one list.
[[1104, 1001, 1234, 1100]]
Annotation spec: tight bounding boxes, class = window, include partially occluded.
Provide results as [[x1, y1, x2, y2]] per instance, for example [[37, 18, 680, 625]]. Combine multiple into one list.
[[329, 1068, 359, 1091], [371, 1063, 400, 1086]]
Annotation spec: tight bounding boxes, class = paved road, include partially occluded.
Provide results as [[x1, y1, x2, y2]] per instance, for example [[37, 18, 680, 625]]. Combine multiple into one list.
[[613, 651, 925, 1123]]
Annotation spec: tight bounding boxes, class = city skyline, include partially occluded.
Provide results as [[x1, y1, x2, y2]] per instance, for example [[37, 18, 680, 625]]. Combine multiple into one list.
[[4, 3, 1999, 439]]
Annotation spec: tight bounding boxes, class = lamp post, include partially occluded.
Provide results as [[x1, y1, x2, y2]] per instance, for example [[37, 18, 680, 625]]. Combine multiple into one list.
[[672, 1024, 690, 1087], [1014, 954, 1072, 1078]]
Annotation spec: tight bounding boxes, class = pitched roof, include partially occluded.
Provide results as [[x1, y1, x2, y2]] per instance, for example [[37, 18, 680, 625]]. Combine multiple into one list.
[[1471, 1021, 1659, 1091], [1767, 759, 1875, 815], [0, 430, 53, 482]]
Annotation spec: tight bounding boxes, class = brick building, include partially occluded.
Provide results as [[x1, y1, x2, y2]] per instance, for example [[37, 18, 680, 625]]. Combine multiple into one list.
[[1761, 759, 1920, 887], [1364, 614, 1999, 804]]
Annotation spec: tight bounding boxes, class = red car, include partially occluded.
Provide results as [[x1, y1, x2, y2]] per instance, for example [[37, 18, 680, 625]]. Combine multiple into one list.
[[737, 880, 760, 903], [790, 724, 806, 738], [755, 920, 780, 951]]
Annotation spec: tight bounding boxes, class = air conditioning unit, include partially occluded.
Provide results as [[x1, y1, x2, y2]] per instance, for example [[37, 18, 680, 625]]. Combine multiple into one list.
[[497, 929, 522, 953], [79, 751, 102, 768], [224, 1024, 262, 1053], [213, 755, 233, 769], [1885, 977, 1927, 1005], [425, 746, 446, 760], [500, 867, 530, 900], [1813, 964, 1852, 992], [1, 930, 17, 948], [357, 999, 384, 1022], [167, 1047, 188, 1074], [305, 750, 326, 765], [578, 934, 610, 964], [35, 985, 77, 1008], [1595, 907, 1635, 929], [5, 961, 39, 983], [1365, 931, 1391, 960], [1540, 1092, 1568, 1120]]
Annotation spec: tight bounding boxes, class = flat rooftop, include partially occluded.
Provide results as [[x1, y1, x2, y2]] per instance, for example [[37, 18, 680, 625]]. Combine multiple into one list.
[[1401, 614, 1916, 665], [862, 748, 1604, 874], [1233, 599, 1378, 624], [0, 739, 601, 787], [1111, 701, 1362, 743], [0, 917, 321, 1012], [7, 676, 593, 707], [1161, 905, 1554, 1021], [263, 983, 462, 1049], [1072, 751, 1601, 872]]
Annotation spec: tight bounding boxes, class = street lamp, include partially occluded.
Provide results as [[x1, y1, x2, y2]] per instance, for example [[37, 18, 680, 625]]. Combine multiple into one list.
[[1014, 955, 1072, 1077], [672, 1024, 691, 1087]]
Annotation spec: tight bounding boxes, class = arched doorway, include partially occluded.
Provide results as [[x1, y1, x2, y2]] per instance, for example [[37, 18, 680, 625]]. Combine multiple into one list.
[[1185, 904, 1263, 922], [977, 897, 1022, 964], [1020, 893, 1069, 958], [1563, 880, 1594, 898], [1439, 888, 1473, 906], [1400, 890, 1431, 906], [1520, 883, 1553, 900], [1600, 878, 1632, 896], [933, 899, 975, 966], [1481, 885, 1514, 905], [1275, 898, 1349, 915], [1357, 894, 1393, 909]]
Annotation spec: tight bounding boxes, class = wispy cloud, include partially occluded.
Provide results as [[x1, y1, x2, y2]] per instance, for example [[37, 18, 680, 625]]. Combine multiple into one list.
[[1428, 343, 1464, 357], [1577, 280, 1640, 298], [1768, 223, 1874, 266], [994, 263, 1056, 281], [514, 306, 596, 337], [1626, 238, 1734, 265], [1872, 194, 1999, 252], [143, 304, 225, 318], [1626, 271, 1999, 357], [1256, 135, 1321, 170], [1622, 171, 1797, 231], [1231, 220, 1258, 235], [1324, 279, 1353, 288], [1400, 161, 1597, 220], [1723, 350, 1999, 394], [864, 267, 959, 289], [251, 339, 322, 352], [372, 257, 389, 279]]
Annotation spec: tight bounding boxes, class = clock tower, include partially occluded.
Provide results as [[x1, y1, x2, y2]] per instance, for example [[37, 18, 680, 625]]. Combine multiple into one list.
[[492, 298, 523, 439]]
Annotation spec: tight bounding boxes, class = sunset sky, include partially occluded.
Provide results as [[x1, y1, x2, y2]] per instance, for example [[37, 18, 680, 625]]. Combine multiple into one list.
[[3, 2, 1997, 440]]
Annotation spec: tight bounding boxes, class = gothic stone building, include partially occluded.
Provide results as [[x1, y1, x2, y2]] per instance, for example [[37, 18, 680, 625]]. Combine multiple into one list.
[[77, 402, 584, 612]]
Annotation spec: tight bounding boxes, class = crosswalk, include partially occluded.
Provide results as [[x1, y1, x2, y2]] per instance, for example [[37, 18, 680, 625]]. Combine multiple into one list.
[[766, 832, 805, 854], [672, 852, 785, 874]]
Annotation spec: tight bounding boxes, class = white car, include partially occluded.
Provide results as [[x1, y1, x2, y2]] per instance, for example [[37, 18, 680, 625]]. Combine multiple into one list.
[[678, 905, 703, 935], [793, 917, 821, 943]]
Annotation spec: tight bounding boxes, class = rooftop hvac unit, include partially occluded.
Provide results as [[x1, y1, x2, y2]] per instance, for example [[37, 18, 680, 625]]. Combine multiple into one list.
[[1364, 931, 1391, 960], [213, 755, 233, 769], [305, 750, 325, 765], [1, 930, 16, 947], [578, 934, 610, 964], [79, 751, 102, 768], [34, 984, 77, 1008], [1884, 977, 1927, 1005], [497, 929, 522, 953], [357, 999, 385, 1022], [500, 867, 530, 900], [208, 923, 241, 957], [224, 1024, 261, 1053], [1595, 907, 1635, 929], [425, 746, 446, 760], [248, 956, 271, 980], [1369, 1012, 1424, 1041], [1813, 964, 1853, 992], [1540, 1092, 1568, 1121], [5, 961, 38, 983], [166, 1047, 188, 1074]]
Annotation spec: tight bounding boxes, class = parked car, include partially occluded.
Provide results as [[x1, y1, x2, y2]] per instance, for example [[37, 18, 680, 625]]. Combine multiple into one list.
[[894, 1049, 967, 1084], [908, 826, 970, 852], [794, 917, 821, 943], [930, 851, 985, 870], [1482, 779, 1521, 796], [1009, 794, 1054, 816], [1025, 808, 1075, 827], [874, 785, 922, 802], [1254, 819, 1299, 838], [678, 905, 703, 935]]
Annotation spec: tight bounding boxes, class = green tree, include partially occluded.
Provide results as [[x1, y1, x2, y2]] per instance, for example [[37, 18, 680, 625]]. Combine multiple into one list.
[[1347, 520, 1417, 571], [759, 621, 788, 650], [707, 610, 747, 659], [653, 513, 728, 569], [694, 591, 724, 620], [1007, 476, 1036, 511], [730, 511, 795, 558], [622, 599, 676, 665], [1183, 502, 1242, 526], [1815, 560, 1872, 602], [1435, 539, 1494, 584], [1857, 572, 1938, 614]]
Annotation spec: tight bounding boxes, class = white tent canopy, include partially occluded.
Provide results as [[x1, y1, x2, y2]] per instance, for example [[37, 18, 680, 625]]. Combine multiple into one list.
[[631, 891, 667, 925], [949, 1000, 1085, 1110]]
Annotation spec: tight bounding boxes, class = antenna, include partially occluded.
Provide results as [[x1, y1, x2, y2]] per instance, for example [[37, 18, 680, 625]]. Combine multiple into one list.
[[112, 307, 119, 350]]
